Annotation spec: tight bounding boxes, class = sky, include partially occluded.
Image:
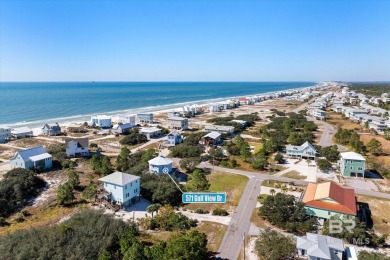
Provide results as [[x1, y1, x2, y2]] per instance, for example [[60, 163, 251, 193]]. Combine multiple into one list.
[[0, 0, 389, 82]]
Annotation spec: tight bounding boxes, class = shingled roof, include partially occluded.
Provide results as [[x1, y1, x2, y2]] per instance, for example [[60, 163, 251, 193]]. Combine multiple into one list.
[[302, 182, 357, 215]]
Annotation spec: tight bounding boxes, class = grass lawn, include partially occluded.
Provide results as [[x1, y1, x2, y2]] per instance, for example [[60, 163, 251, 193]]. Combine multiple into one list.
[[257, 194, 269, 204], [248, 142, 263, 154], [281, 170, 306, 180], [139, 231, 174, 245], [250, 207, 270, 229], [357, 195, 390, 236], [195, 221, 227, 253], [183, 171, 249, 213]]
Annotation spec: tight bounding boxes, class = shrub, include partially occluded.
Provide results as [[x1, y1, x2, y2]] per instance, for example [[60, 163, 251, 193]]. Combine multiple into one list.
[[0, 217, 8, 226], [195, 208, 209, 214], [212, 208, 229, 216]]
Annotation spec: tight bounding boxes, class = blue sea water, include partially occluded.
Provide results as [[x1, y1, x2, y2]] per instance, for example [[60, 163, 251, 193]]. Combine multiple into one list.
[[0, 82, 316, 127]]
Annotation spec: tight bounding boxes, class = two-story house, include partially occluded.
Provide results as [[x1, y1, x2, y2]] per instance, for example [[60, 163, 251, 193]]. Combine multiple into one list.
[[136, 113, 154, 124], [0, 127, 11, 143], [286, 141, 317, 159], [297, 233, 345, 260], [65, 138, 89, 157], [162, 131, 183, 147], [148, 154, 173, 174], [167, 117, 189, 130], [41, 123, 61, 136], [99, 171, 140, 207], [339, 152, 365, 178], [90, 115, 112, 128]]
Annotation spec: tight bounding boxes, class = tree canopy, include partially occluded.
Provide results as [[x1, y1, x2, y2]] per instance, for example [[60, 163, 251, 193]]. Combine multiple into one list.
[[255, 228, 296, 260]]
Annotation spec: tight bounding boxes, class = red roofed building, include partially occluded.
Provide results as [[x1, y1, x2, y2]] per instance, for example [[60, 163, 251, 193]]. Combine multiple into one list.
[[302, 182, 357, 219]]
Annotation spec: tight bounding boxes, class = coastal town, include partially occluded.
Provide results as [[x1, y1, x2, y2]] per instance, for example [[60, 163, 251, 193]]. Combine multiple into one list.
[[1, 82, 390, 259]]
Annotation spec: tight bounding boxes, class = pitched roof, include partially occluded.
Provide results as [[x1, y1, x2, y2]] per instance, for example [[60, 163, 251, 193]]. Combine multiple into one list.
[[302, 182, 357, 215], [203, 131, 221, 139], [16, 146, 48, 161], [340, 152, 365, 161], [204, 125, 235, 132], [65, 138, 89, 148], [29, 153, 52, 162], [286, 141, 316, 152], [99, 171, 140, 186], [148, 155, 173, 165], [297, 233, 344, 259]]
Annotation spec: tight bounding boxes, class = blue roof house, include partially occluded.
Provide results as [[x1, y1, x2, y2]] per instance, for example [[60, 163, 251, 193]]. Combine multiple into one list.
[[10, 146, 52, 170], [99, 171, 140, 207]]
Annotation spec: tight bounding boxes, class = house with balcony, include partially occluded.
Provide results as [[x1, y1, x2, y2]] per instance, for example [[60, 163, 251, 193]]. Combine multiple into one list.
[[201, 132, 222, 147], [136, 113, 154, 124], [302, 182, 357, 220], [11, 127, 33, 139], [309, 109, 327, 120], [65, 138, 89, 157], [0, 127, 11, 143], [90, 115, 112, 128], [204, 125, 235, 135], [286, 141, 316, 159], [41, 123, 61, 136], [162, 131, 183, 147], [139, 127, 162, 139], [339, 152, 365, 178], [167, 116, 189, 130], [148, 154, 173, 174], [10, 146, 52, 170], [99, 171, 140, 207]]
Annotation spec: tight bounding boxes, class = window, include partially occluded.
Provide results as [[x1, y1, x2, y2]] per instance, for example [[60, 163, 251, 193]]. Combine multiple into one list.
[[350, 166, 353, 170], [358, 167, 363, 170], [105, 183, 107, 187], [125, 185, 127, 190], [114, 185, 116, 189], [131, 183, 132, 187], [328, 211, 331, 215]]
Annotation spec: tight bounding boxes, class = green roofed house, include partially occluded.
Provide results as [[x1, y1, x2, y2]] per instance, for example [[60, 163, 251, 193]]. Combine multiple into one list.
[[339, 152, 366, 178]]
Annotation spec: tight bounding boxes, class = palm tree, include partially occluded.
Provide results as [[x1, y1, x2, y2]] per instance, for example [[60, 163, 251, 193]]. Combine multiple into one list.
[[270, 189, 276, 196], [146, 203, 162, 218]]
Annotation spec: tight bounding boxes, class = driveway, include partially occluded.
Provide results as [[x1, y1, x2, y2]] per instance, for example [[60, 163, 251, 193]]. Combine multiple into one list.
[[308, 117, 348, 151]]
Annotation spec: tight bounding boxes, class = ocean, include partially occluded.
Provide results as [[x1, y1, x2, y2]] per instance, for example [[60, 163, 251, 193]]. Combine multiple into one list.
[[0, 82, 316, 128]]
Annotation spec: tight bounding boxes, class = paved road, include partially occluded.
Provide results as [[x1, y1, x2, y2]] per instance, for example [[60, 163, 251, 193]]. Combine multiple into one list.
[[217, 178, 262, 260], [308, 117, 348, 151]]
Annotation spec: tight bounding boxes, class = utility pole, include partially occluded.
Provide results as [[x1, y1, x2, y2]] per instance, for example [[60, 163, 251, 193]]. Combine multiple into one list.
[[243, 232, 246, 260]]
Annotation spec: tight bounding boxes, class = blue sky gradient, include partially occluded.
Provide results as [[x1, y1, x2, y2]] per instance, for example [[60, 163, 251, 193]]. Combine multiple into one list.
[[1, 0, 389, 81]]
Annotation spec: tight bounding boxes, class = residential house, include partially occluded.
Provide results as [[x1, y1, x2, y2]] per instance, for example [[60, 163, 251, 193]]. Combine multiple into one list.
[[0, 127, 11, 143], [208, 104, 221, 113], [91, 115, 112, 128], [286, 141, 316, 159], [201, 132, 222, 147], [344, 108, 368, 118], [112, 123, 134, 135], [10, 146, 52, 170], [162, 131, 183, 147], [339, 152, 365, 178], [148, 154, 173, 174], [309, 109, 327, 120], [41, 123, 61, 136], [302, 182, 357, 219], [167, 111, 183, 118], [204, 125, 235, 135], [99, 171, 140, 207], [113, 115, 137, 125], [167, 117, 189, 130], [369, 119, 387, 132], [297, 233, 345, 260], [11, 127, 33, 138], [66, 124, 86, 133], [136, 113, 154, 124], [65, 138, 89, 157], [139, 127, 162, 139]]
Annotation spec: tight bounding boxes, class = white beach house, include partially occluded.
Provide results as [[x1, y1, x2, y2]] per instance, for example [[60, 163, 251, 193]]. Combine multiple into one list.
[[90, 115, 112, 128], [11, 127, 33, 139], [0, 127, 11, 143], [65, 138, 89, 157], [99, 171, 140, 207]]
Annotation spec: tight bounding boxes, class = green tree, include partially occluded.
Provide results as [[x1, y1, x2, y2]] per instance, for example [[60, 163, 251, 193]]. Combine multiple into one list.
[[57, 182, 75, 205], [98, 250, 112, 260], [82, 183, 98, 201], [366, 138, 382, 156], [179, 157, 201, 172], [274, 153, 284, 164], [147, 203, 162, 218], [116, 146, 130, 171], [240, 143, 251, 160], [123, 241, 145, 260], [358, 251, 390, 260], [255, 229, 296, 260], [252, 156, 268, 170], [67, 170, 80, 189], [316, 159, 332, 172], [101, 156, 112, 176], [163, 230, 208, 260], [186, 170, 210, 192]]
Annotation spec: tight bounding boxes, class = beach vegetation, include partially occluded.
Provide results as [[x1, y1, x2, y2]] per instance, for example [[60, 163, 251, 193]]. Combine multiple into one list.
[[90, 155, 112, 176], [255, 228, 296, 260], [186, 169, 210, 192], [170, 144, 203, 158], [182, 131, 207, 146], [0, 168, 46, 217], [259, 192, 317, 234], [316, 158, 332, 172], [120, 128, 148, 146], [56, 182, 75, 205], [140, 173, 182, 206], [179, 157, 201, 172]]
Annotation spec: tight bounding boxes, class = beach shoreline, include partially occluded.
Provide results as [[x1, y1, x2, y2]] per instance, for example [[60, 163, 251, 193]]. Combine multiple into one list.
[[1, 83, 320, 130]]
